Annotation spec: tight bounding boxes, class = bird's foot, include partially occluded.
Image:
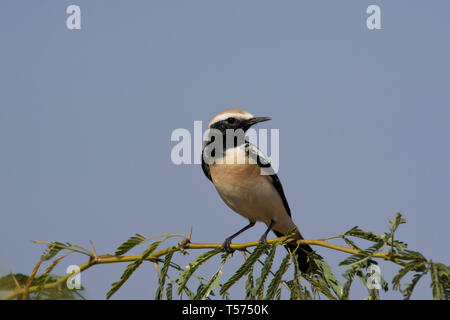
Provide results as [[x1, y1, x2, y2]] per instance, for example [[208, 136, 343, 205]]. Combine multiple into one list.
[[221, 238, 234, 253], [259, 235, 267, 245]]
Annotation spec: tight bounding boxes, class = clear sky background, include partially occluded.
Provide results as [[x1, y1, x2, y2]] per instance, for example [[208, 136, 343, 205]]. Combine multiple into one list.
[[1, 1, 449, 300]]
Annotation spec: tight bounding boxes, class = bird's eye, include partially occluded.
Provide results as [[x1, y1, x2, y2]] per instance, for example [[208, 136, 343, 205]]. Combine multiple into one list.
[[227, 117, 236, 124]]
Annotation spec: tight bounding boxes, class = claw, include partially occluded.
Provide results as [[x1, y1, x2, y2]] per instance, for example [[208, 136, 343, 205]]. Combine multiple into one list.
[[221, 238, 234, 253], [259, 235, 267, 245]]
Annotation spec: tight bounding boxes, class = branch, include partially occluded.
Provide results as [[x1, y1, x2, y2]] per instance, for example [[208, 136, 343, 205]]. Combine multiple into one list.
[[0, 236, 405, 300]]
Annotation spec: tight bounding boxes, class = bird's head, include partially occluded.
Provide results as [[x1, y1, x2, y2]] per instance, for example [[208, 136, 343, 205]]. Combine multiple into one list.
[[208, 108, 271, 133]]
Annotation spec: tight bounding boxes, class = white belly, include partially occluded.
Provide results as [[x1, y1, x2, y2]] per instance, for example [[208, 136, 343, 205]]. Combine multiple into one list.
[[209, 153, 297, 235]]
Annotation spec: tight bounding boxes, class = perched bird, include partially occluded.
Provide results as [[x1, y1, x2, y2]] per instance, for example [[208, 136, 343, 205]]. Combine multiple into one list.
[[201, 108, 313, 272]]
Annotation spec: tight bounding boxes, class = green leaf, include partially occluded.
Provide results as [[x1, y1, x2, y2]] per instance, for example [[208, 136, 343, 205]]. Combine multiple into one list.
[[155, 250, 175, 300], [220, 243, 270, 295], [255, 244, 277, 299], [41, 242, 66, 261], [339, 241, 386, 268], [342, 236, 362, 251], [265, 253, 291, 300], [196, 254, 230, 300], [290, 250, 304, 299], [285, 280, 299, 300], [166, 282, 173, 300], [0, 273, 30, 290], [35, 241, 92, 259], [106, 240, 163, 299], [177, 249, 221, 295], [389, 213, 406, 234], [275, 287, 282, 300], [430, 262, 450, 300], [245, 266, 255, 300], [392, 261, 426, 291], [341, 268, 357, 300], [313, 256, 343, 299], [344, 227, 382, 243], [304, 274, 337, 300], [35, 252, 73, 299], [183, 286, 195, 300], [115, 233, 147, 256], [395, 249, 427, 262], [0, 273, 85, 300]]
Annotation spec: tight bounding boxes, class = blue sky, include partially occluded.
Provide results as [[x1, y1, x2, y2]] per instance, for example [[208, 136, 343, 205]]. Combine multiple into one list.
[[1, 1, 449, 299]]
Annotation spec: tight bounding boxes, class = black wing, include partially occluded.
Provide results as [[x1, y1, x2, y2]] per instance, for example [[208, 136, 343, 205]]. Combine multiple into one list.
[[267, 172, 292, 217], [245, 142, 292, 217], [246, 142, 313, 272]]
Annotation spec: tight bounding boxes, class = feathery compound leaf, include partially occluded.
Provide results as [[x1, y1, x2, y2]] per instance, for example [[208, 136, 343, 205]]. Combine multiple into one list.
[[368, 288, 380, 300], [183, 286, 195, 300], [344, 226, 382, 242], [166, 282, 173, 300], [289, 251, 304, 300], [436, 263, 450, 299], [115, 233, 147, 256], [430, 262, 450, 300], [35, 252, 73, 299], [389, 240, 408, 250], [339, 241, 386, 268], [155, 250, 175, 300], [265, 253, 291, 300], [286, 280, 299, 300], [389, 213, 406, 234], [342, 236, 362, 251], [313, 257, 344, 299], [395, 249, 427, 262], [339, 255, 362, 267], [392, 261, 426, 291], [290, 250, 314, 300], [0, 273, 84, 300], [304, 274, 338, 300], [106, 240, 163, 299], [381, 275, 389, 292], [341, 268, 357, 300], [36, 241, 92, 260], [402, 272, 426, 300], [196, 254, 230, 300], [220, 243, 270, 295], [245, 266, 256, 300], [41, 242, 66, 261], [280, 228, 298, 245], [0, 273, 29, 290], [386, 213, 407, 252], [177, 249, 221, 295], [276, 287, 282, 300], [255, 244, 277, 299], [194, 283, 207, 299], [430, 263, 444, 300]]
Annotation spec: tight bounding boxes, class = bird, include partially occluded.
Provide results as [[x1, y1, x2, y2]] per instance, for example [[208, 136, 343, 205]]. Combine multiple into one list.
[[201, 108, 313, 272]]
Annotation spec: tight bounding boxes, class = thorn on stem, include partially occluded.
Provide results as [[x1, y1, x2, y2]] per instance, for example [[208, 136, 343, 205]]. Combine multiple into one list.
[[90, 240, 97, 260], [11, 273, 22, 289], [181, 228, 193, 248]]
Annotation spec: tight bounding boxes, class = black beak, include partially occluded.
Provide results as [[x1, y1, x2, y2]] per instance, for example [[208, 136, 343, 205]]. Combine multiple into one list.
[[247, 117, 271, 125], [241, 117, 271, 131]]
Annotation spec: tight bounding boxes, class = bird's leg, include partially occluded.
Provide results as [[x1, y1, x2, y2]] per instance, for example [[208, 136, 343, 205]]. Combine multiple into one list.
[[222, 221, 256, 253], [259, 219, 276, 244]]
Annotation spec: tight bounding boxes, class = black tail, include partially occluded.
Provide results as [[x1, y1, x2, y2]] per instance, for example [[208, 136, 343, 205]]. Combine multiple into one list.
[[273, 230, 313, 273]]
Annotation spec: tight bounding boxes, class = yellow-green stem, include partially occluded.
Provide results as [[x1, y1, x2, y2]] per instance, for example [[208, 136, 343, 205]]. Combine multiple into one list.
[[0, 237, 404, 300]]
